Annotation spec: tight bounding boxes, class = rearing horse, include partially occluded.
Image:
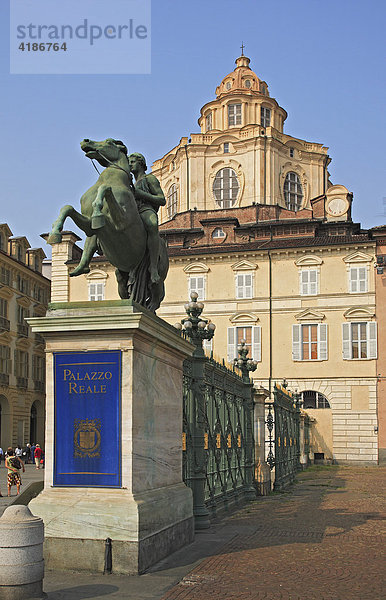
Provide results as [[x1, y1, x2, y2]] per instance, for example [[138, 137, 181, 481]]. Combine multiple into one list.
[[47, 138, 168, 312]]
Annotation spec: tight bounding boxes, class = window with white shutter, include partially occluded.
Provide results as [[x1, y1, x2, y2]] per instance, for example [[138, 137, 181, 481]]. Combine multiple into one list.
[[292, 323, 328, 361], [88, 282, 105, 301], [300, 269, 318, 295], [203, 338, 213, 356], [235, 273, 253, 299], [342, 321, 377, 359], [349, 267, 368, 293], [227, 327, 236, 363], [227, 326, 261, 363], [188, 276, 205, 301]]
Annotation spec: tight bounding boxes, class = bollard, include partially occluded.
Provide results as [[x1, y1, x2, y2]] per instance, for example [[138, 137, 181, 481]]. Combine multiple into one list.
[[0, 505, 45, 599]]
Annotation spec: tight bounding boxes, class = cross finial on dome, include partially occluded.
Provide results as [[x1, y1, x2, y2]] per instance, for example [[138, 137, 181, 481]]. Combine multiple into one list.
[[240, 42, 245, 56]]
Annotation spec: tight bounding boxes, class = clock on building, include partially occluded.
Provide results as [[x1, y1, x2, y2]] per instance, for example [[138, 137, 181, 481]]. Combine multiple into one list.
[[326, 197, 349, 217]]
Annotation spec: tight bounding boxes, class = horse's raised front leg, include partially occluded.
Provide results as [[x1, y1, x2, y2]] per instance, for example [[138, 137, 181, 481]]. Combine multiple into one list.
[[47, 205, 93, 244], [91, 185, 109, 230], [91, 185, 131, 231]]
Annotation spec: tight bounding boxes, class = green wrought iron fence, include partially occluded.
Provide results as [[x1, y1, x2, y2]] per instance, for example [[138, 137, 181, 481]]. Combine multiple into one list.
[[183, 356, 255, 526], [179, 292, 257, 529], [266, 383, 301, 491]]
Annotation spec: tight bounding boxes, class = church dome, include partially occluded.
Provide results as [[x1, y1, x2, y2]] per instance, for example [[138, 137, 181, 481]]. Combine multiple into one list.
[[215, 54, 269, 99]]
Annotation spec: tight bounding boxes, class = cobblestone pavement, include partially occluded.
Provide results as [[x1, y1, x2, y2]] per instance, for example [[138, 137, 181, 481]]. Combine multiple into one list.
[[160, 466, 386, 600]]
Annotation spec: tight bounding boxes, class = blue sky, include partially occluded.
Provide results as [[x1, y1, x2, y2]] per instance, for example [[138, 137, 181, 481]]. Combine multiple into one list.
[[1, 0, 385, 251]]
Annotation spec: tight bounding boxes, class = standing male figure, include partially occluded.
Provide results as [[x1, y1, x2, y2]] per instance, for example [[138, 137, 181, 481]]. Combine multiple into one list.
[[128, 153, 166, 285]]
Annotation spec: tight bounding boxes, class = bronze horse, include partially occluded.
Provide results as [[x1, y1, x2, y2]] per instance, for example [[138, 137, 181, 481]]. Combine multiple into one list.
[[47, 138, 168, 312]]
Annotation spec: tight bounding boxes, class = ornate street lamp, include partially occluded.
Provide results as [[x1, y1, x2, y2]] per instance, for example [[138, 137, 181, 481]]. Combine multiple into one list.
[[233, 339, 258, 382], [174, 292, 216, 356], [174, 292, 216, 529]]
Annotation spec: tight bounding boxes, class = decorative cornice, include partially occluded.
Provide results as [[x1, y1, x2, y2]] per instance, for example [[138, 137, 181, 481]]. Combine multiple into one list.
[[344, 307, 375, 320], [230, 312, 259, 324], [231, 259, 257, 271], [183, 262, 210, 274], [295, 309, 325, 322], [343, 251, 373, 264]]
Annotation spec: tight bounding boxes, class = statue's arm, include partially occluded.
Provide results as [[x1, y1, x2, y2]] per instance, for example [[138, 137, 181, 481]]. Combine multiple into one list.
[[135, 175, 166, 208]]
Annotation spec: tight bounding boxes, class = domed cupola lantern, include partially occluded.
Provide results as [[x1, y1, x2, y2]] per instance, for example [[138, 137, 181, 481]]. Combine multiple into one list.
[[215, 51, 269, 99], [198, 49, 287, 134]]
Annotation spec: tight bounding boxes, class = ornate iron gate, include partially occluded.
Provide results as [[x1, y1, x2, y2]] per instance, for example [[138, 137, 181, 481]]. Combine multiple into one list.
[[183, 356, 255, 525], [179, 293, 256, 528], [266, 383, 301, 490]]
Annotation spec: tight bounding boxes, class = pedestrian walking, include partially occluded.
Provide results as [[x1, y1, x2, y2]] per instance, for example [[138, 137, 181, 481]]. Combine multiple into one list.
[[34, 444, 42, 469], [0, 447, 3, 465], [15, 445, 22, 459], [25, 443, 31, 464], [5, 447, 25, 496], [30, 443, 36, 464]]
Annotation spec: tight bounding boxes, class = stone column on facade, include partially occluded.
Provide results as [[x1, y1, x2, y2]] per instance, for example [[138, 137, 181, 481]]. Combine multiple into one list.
[[253, 386, 271, 495], [299, 412, 308, 469]]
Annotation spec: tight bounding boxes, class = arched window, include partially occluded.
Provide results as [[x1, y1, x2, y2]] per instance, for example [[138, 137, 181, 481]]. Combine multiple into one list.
[[284, 172, 303, 211], [213, 168, 239, 208], [301, 390, 330, 409], [167, 184, 178, 219], [212, 228, 226, 239]]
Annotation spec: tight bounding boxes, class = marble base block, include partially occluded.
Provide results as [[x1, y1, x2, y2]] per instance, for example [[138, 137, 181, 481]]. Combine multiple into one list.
[[28, 301, 195, 574]]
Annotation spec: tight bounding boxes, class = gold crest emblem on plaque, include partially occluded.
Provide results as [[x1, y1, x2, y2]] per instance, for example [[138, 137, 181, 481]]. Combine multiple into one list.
[[74, 418, 101, 458]]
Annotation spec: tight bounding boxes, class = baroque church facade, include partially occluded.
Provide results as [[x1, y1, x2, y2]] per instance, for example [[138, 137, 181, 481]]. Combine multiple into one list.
[[53, 54, 384, 465]]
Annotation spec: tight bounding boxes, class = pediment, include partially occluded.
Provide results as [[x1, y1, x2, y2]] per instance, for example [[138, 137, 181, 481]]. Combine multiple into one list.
[[295, 255, 323, 267], [231, 260, 257, 272], [16, 296, 32, 308], [295, 309, 325, 322], [15, 338, 31, 351], [230, 312, 259, 324], [86, 269, 108, 281], [183, 262, 209, 274], [343, 251, 373, 264], [344, 307, 375, 320], [0, 331, 12, 344], [0, 286, 13, 300]]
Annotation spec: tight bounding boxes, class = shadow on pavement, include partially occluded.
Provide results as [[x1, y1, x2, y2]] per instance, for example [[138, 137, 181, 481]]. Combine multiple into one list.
[[47, 584, 119, 599]]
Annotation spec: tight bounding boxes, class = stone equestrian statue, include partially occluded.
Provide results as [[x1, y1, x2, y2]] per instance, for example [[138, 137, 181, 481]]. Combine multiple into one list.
[[47, 138, 169, 313]]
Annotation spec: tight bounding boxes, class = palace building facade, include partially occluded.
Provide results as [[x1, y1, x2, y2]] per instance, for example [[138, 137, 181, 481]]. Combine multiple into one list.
[[0, 224, 50, 449], [53, 54, 383, 465]]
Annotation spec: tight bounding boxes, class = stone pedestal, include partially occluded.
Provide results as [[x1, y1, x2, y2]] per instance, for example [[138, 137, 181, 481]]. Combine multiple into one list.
[[253, 386, 271, 495], [0, 505, 45, 599], [27, 301, 194, 574]]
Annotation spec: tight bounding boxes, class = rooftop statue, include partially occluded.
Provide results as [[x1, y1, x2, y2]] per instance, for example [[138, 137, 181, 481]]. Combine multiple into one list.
[[47, 138, 169, 312]]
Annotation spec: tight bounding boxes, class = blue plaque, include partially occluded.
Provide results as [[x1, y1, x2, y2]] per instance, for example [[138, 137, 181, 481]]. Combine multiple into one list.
[[54, 350, 121, 487]]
